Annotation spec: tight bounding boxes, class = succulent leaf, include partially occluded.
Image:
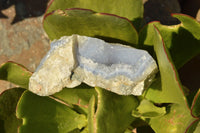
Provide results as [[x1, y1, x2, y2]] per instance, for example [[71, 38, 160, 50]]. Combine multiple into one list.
[[16, 91, 87, 133], [43, 9, 138, 45], [191, 89, 200, 117], [143, 25, 198, 133], [0, 62, 32, 89], [52, 84, 97, 115], [45, 0, 143, 24], [92, 87, 138, 133], [149, 104, 196, 133], [88, 96, 96, 133], [139, 14, 200, 68], [132, 99, 166, 118], [144, 26, 186, 105], [173, 14, 200, 40], [0, 88, 25, 133], [194, 121, 200, 133], [185, 120, 200, 133]]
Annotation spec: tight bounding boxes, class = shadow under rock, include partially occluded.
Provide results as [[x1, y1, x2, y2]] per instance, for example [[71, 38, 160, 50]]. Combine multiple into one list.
[[179, 0, 200, 18], [143, 0, 181, 25], [179, 54, 200, 93], [0, 0, 49, 24]]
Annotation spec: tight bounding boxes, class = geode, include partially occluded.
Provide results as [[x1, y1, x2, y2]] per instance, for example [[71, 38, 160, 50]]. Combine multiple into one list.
[[29, 35, 158, 96]]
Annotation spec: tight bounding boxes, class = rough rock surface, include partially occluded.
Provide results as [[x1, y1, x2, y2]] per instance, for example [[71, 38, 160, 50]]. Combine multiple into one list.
[[29, 35, 158, 96], [0, 6, 49, 93]]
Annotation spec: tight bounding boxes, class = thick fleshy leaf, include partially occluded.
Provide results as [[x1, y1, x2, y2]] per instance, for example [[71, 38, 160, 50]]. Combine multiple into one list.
[[132, 99, 166, 118], [144, 26, 186, 104], [16, 91, 87, 133], [139, 14, 200, 68], [173, 14, 200, 40], [149, 104, 196, 133], [143, 25, 198, 133], [185, 120, 200, 133], [194, 121, 200, 133], [0, 88, 24, 133], [88, 96, 95, 133], [92, 87, 138, 133], [52, 84, 97, 114], [43, 9, 138, 45], [45, 0, 143, 25], [191, 89, 200, 117], [0, 62, 32, 89]]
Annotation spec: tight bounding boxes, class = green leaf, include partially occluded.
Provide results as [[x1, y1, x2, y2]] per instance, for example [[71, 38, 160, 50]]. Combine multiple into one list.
[[144, 26, 186, 104], [45, 0, 143, 25], [43, 8, 138, 45], [93, 87, 138, 133], [149, 104, 196, 133], [185, 120, 200, 133], [194, 121, 200, 133], [0, 62, 32, 89], [16, 91, 87, 133], [68, 129, 80, 133], [52, 84, 97, 115], [173, 14, 200, 40], [88, 96, 96, 133], [132, 99, 166, 118], [0, 88, 25, 133], [191, 89, 200, 117], [139, 14, 200, 68], [143, 26, 198, 133]]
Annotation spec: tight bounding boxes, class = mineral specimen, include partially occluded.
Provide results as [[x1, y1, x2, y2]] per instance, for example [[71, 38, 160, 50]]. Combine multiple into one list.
[[29, 35, 158, 96]]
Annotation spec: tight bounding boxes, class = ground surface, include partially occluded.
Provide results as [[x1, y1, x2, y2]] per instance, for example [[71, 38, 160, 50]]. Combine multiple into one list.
[[0, 0, 199, 93]]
